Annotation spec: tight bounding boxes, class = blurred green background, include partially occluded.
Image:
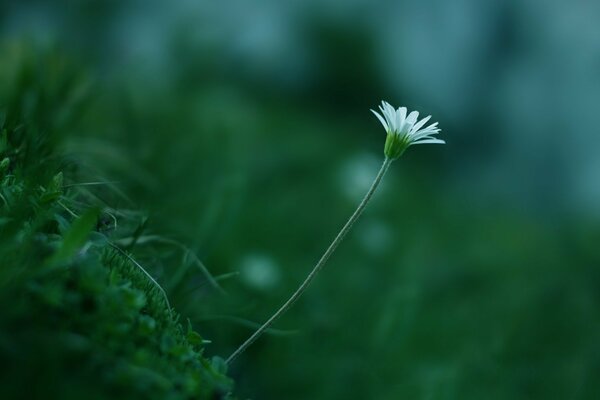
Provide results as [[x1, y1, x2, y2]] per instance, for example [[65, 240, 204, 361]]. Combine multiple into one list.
[[2, 0, 600, 398]]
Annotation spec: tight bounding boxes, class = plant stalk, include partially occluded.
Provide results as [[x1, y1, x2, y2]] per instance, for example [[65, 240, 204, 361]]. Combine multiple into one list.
[[226, 157, 393, 365]]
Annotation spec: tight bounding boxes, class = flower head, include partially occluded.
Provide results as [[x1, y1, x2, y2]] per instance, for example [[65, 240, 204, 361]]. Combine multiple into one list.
[[371, 101, 444, 159]]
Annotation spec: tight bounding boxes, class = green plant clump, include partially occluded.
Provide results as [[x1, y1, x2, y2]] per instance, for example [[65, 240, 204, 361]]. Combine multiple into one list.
[[0, 44, 233, 400]]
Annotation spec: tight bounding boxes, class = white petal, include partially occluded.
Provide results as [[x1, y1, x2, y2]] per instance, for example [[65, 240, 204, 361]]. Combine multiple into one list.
[[411, 126, 439, 136], [382, 101, 392, 114], [410, 130, 440, 141], [395, 109, 403, 133], [398, 107, 407, 122], [393, 108, 406, 132], [371, 109, 388, 131], [410, 115, 431, 133], [383, 104, 397, 131], [411, 138, 445, 145], [406, 111, 419, 126], [372, 102, 443, 147], [417, 126, 441, 134], [377, 105, 391, 130]]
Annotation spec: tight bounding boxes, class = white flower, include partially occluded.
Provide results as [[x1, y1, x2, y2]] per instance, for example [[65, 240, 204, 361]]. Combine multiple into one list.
[[371, 100, 444, 159]]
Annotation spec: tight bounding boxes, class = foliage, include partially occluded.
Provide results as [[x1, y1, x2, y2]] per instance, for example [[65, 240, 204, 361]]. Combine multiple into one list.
[[0, 44, 233, 400]]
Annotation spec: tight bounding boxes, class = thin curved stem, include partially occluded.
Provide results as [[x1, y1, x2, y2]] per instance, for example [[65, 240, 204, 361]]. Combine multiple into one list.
[[226, 157, 393, 365]]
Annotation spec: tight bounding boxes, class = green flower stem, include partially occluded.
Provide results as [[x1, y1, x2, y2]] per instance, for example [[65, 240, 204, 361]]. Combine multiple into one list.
[[226, 157, 393, 365]]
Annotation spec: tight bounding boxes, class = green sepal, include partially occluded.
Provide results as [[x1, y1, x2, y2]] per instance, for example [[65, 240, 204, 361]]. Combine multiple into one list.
[[383, 132, 409, 160]]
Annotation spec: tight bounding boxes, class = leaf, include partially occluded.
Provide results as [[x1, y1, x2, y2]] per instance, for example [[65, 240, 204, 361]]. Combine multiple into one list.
[[0, 157, 9, 173], [211, 356, 228, 375], [48, 172, 64, 193], [187, 330, 206, 346], [49, 207, 99, 264], [40, 172, 64, 203]]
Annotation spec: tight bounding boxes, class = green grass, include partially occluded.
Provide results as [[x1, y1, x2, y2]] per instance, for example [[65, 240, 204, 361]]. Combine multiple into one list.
[[0, 43, 233, 400]]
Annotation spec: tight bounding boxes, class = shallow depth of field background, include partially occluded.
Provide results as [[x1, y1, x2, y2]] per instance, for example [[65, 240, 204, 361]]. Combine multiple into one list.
[[2, 1, 600, 399]]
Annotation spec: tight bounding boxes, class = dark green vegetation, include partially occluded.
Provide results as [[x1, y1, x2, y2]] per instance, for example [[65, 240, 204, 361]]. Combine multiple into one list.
[[0, 46, 232, 399], [2, 0, 600, 396]]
